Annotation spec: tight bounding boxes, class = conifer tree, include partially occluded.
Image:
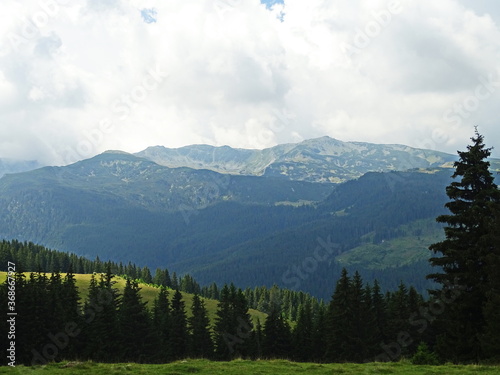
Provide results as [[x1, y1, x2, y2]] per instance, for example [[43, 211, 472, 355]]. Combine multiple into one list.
[[262, 303, 292, 359], [61, 265, 82, 360], [213, 285, 234, 360], [152, 287, 171, 361], [371, 280, 388, 345], [188, 294, 213, 358], [82, 267, 120, 362], [250, 318, 263, 360], [386, 282, 410, 344], [170, 289, 188, 360], [118, 278, 154, 362], [348, 272, 374, 362], [311, 302, 327, 362], [292, 301, 313, 361], [171, 272, 179, 290], [428, 129, 500, 361], [140, 266, 153, 284], [28, 272, 51, 362], [326, 268, 351, 361], [47, 271, 65, 334]]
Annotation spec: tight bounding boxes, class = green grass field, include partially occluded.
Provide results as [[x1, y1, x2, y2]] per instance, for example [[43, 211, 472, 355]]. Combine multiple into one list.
[[0, 272, 267, 325], [1, 359, 500, 374]]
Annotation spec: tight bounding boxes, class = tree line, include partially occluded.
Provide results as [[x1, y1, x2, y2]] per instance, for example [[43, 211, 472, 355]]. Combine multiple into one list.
[[1, 262, 435, 365], [0, 239, 323, 324]]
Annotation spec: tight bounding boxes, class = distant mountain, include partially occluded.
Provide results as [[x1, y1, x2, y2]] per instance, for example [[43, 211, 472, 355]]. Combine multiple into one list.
[[0, 158, 41, 178], [0, 150, 332, 259], [136, 136, 459, 183], [1, 137, 499, 298]]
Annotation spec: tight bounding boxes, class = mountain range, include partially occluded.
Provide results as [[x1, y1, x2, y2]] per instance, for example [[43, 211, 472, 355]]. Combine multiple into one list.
[[1, 136, 499, 298], [136, 136, 461, 183]]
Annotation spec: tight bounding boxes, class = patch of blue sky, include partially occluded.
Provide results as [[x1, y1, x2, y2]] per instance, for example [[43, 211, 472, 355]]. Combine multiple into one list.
[[260, 0, 284, 10], [141, 8, 157, 24]]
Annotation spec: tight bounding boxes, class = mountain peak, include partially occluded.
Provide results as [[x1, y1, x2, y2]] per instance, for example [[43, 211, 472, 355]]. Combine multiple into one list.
[[103, 150, 134, 155]]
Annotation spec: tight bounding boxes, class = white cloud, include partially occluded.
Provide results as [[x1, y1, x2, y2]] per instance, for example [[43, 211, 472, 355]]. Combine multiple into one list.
[[0, 0, 499, 165]]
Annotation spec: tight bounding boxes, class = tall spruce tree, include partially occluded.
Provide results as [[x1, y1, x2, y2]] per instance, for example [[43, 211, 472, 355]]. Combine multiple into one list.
[[371, 280, 388, 346], [170, 289, 188, 360], [213, 284, 234, 360], [326, 268, 351, 362], [311, 302, 327, 362], [188, 294, 213, 358], [292, 301, 313, 362], [152, 287, 172, 361], [428, 129, 500, 362], [82, 267, 120, 362], [262, 303, 292, 359], [61, 265, 82, 360], [118, 278, 154, 362], [213, 284, 253, 360]]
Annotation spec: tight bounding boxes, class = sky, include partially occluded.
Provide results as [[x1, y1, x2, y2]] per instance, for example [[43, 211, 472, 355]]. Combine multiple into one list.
[[1, 0, 499, 166]]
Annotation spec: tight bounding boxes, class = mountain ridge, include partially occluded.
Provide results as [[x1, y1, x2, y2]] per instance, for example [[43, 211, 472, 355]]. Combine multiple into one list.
[[135, 136, 461, 183]]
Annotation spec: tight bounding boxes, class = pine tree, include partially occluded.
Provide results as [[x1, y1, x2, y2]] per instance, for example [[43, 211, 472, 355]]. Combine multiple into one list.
[[262, 304, 292, 359], [213, 285, 234, 360], [118, 278, 154, 362], [232, 286, 253, 358], [82, 267, 120, 362], [171, 272, 179, 290], [27, 272, 51, 363], [371, 280, 388, 345], [170, 289, 188, 360], [326, 268, 351, 361], [428, 129, 500, 362], [311, 302, 327, 362], [140, 266, 153, 284], [153, 268, 170, 287], [348, 272, 374, 362], [250, 318, 263, 360], [386, 282, 410, 345], [152, 287, 171, 361], [292, 301, 313, 361], [213, 284, 254, 360], [188, 294, 213, 358], [61, 265, 82, 360]]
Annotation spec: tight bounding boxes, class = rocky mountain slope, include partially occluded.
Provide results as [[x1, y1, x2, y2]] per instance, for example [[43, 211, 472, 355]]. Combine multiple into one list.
[[136, 136, 459, 183]]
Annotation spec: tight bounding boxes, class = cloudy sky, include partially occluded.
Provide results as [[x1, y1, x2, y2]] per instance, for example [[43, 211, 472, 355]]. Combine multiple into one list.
[[1, 0, 499, 165]]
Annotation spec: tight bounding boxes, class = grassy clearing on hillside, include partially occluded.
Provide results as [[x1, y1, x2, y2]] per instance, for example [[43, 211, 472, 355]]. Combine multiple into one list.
[[336, 219, 444, 269], [0, 272, 267, 325], [2, 359, 500, 374]]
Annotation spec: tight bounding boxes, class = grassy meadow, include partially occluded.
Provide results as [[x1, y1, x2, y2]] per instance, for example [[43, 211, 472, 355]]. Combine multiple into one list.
[[0, 272, 267, 324], [2, 359, 500, 374]]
